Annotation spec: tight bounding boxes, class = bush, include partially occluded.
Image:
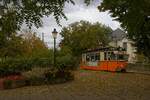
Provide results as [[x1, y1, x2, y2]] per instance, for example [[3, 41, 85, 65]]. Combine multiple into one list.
[[23, 67, 48, 86], [0, 57, 53, 77], [25, 76, 46, 86], [23, 68, 74, 85], [56, 46, 78, 70], [44, 69, 74, 84], [56, 54, 77, 70]]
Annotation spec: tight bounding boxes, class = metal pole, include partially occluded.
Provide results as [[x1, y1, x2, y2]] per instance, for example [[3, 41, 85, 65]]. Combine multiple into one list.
[[54, 37, 56, 67], [42, 32, 44, 42]]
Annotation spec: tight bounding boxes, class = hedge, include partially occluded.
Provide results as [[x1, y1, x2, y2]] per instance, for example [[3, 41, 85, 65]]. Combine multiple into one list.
[[0, 57, 53, 77]]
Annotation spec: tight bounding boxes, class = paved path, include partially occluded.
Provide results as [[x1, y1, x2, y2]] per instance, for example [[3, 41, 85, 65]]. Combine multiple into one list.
[[0, 70, 150, 100]]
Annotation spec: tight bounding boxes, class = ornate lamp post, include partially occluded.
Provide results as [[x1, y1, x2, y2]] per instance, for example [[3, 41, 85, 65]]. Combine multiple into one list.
[[52, 28, 58, 67]]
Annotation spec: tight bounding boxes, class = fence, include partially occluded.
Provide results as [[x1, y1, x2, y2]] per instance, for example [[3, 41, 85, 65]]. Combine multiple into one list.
[[127, 62, 150, 72]]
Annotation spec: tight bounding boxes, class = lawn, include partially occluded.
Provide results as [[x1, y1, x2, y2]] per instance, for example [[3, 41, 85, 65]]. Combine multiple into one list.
[[0, 70, 149, 100]]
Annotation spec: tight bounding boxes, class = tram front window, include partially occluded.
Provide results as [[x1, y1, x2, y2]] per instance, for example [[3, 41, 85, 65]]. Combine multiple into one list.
[[124, 55, 129, 61], [118, 55, 124, 60], [118, 54, 128, 61]]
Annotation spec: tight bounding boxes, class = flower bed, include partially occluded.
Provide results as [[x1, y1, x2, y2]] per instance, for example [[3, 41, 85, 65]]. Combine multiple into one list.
[[0, 69, 74, 90], [0, 75, 25, 89]]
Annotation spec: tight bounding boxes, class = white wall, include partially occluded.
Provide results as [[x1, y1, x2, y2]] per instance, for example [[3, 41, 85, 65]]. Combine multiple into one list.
[[109, 38, 137, 63]]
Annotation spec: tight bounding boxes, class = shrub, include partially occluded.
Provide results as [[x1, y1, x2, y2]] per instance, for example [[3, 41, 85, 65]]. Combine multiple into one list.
[[56, 54, 76, 70], [0, 57, 53, 77], [25, 76, 45, 86], [44, 69, 74, 84], [24, 70, 74, 86], [56, 46, 78, 70], [23, 67, 48, 86]]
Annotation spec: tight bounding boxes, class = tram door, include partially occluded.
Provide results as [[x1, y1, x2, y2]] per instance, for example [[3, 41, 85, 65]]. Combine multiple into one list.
[[85, 52, 100, 66], [101, 51, 117, 71]]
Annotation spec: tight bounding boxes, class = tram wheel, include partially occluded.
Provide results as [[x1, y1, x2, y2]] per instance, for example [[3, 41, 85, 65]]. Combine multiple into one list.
[[121, 69, 126, 72]]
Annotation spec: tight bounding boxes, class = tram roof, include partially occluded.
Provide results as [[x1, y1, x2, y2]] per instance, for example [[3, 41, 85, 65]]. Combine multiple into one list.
[[83, 46, 126, 53]]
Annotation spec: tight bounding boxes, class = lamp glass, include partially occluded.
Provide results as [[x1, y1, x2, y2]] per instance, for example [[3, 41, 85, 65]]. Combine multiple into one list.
[[52, 28, 58, 38]]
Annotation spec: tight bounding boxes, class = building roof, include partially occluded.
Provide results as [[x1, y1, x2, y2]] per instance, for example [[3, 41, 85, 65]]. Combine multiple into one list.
[[111, 28, 127, 41]]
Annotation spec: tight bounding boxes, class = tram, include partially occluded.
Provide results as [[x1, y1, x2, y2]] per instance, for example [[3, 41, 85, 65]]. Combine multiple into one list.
[[80, 47, 128, 72]]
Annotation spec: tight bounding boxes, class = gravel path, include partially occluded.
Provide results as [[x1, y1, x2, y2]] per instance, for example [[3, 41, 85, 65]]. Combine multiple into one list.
[[0, 70, 150, 100]]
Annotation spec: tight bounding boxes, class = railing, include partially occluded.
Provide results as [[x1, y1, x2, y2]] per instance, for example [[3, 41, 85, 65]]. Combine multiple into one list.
[[127, 63, 150, 72]]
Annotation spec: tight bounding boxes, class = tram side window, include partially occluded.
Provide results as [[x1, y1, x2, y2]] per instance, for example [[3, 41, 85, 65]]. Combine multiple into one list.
[[91, 54, 95, 61], [86, 53, 100, 62], [104, 52, 107, 60], [86, 54, 90, 61], [108, 52, 111, 60], [111, 52, 116, 60], [95, 53, 100, 61], [104, 52, 116, 60]]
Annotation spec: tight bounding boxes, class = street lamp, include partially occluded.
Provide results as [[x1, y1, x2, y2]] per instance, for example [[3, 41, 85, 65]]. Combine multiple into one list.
[[52, 28, 58, 67]]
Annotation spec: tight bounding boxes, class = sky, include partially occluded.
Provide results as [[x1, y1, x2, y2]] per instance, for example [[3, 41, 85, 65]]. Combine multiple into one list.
[[31, 0, 121, 48]]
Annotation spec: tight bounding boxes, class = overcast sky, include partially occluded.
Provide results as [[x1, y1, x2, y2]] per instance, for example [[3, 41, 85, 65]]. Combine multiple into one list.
[[31, 0, 120, 48]]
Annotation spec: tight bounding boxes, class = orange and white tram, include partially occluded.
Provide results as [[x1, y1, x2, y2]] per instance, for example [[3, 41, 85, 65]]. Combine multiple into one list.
[[80, 47, 128, 72]]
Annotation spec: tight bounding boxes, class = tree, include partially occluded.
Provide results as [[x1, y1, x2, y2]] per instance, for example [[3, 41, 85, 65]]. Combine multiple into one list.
[[21, 32, 50, 58], [0, 0, 75, 51], [60, 20, 112, 56], [98, 0, 150, 58], [0, 0, 94, 50], [0, 0, 93, 35], [0, 33, 24, 58], [0, 0, 75, 39], [0, 32, 51, 58]]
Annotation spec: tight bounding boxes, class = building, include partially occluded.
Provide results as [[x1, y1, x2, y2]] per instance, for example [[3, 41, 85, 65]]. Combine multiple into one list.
[[109, 28, 137, 63]]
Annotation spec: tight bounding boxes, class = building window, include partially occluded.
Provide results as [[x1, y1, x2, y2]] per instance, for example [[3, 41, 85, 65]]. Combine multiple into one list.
[[123, 42, 127, 51]]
